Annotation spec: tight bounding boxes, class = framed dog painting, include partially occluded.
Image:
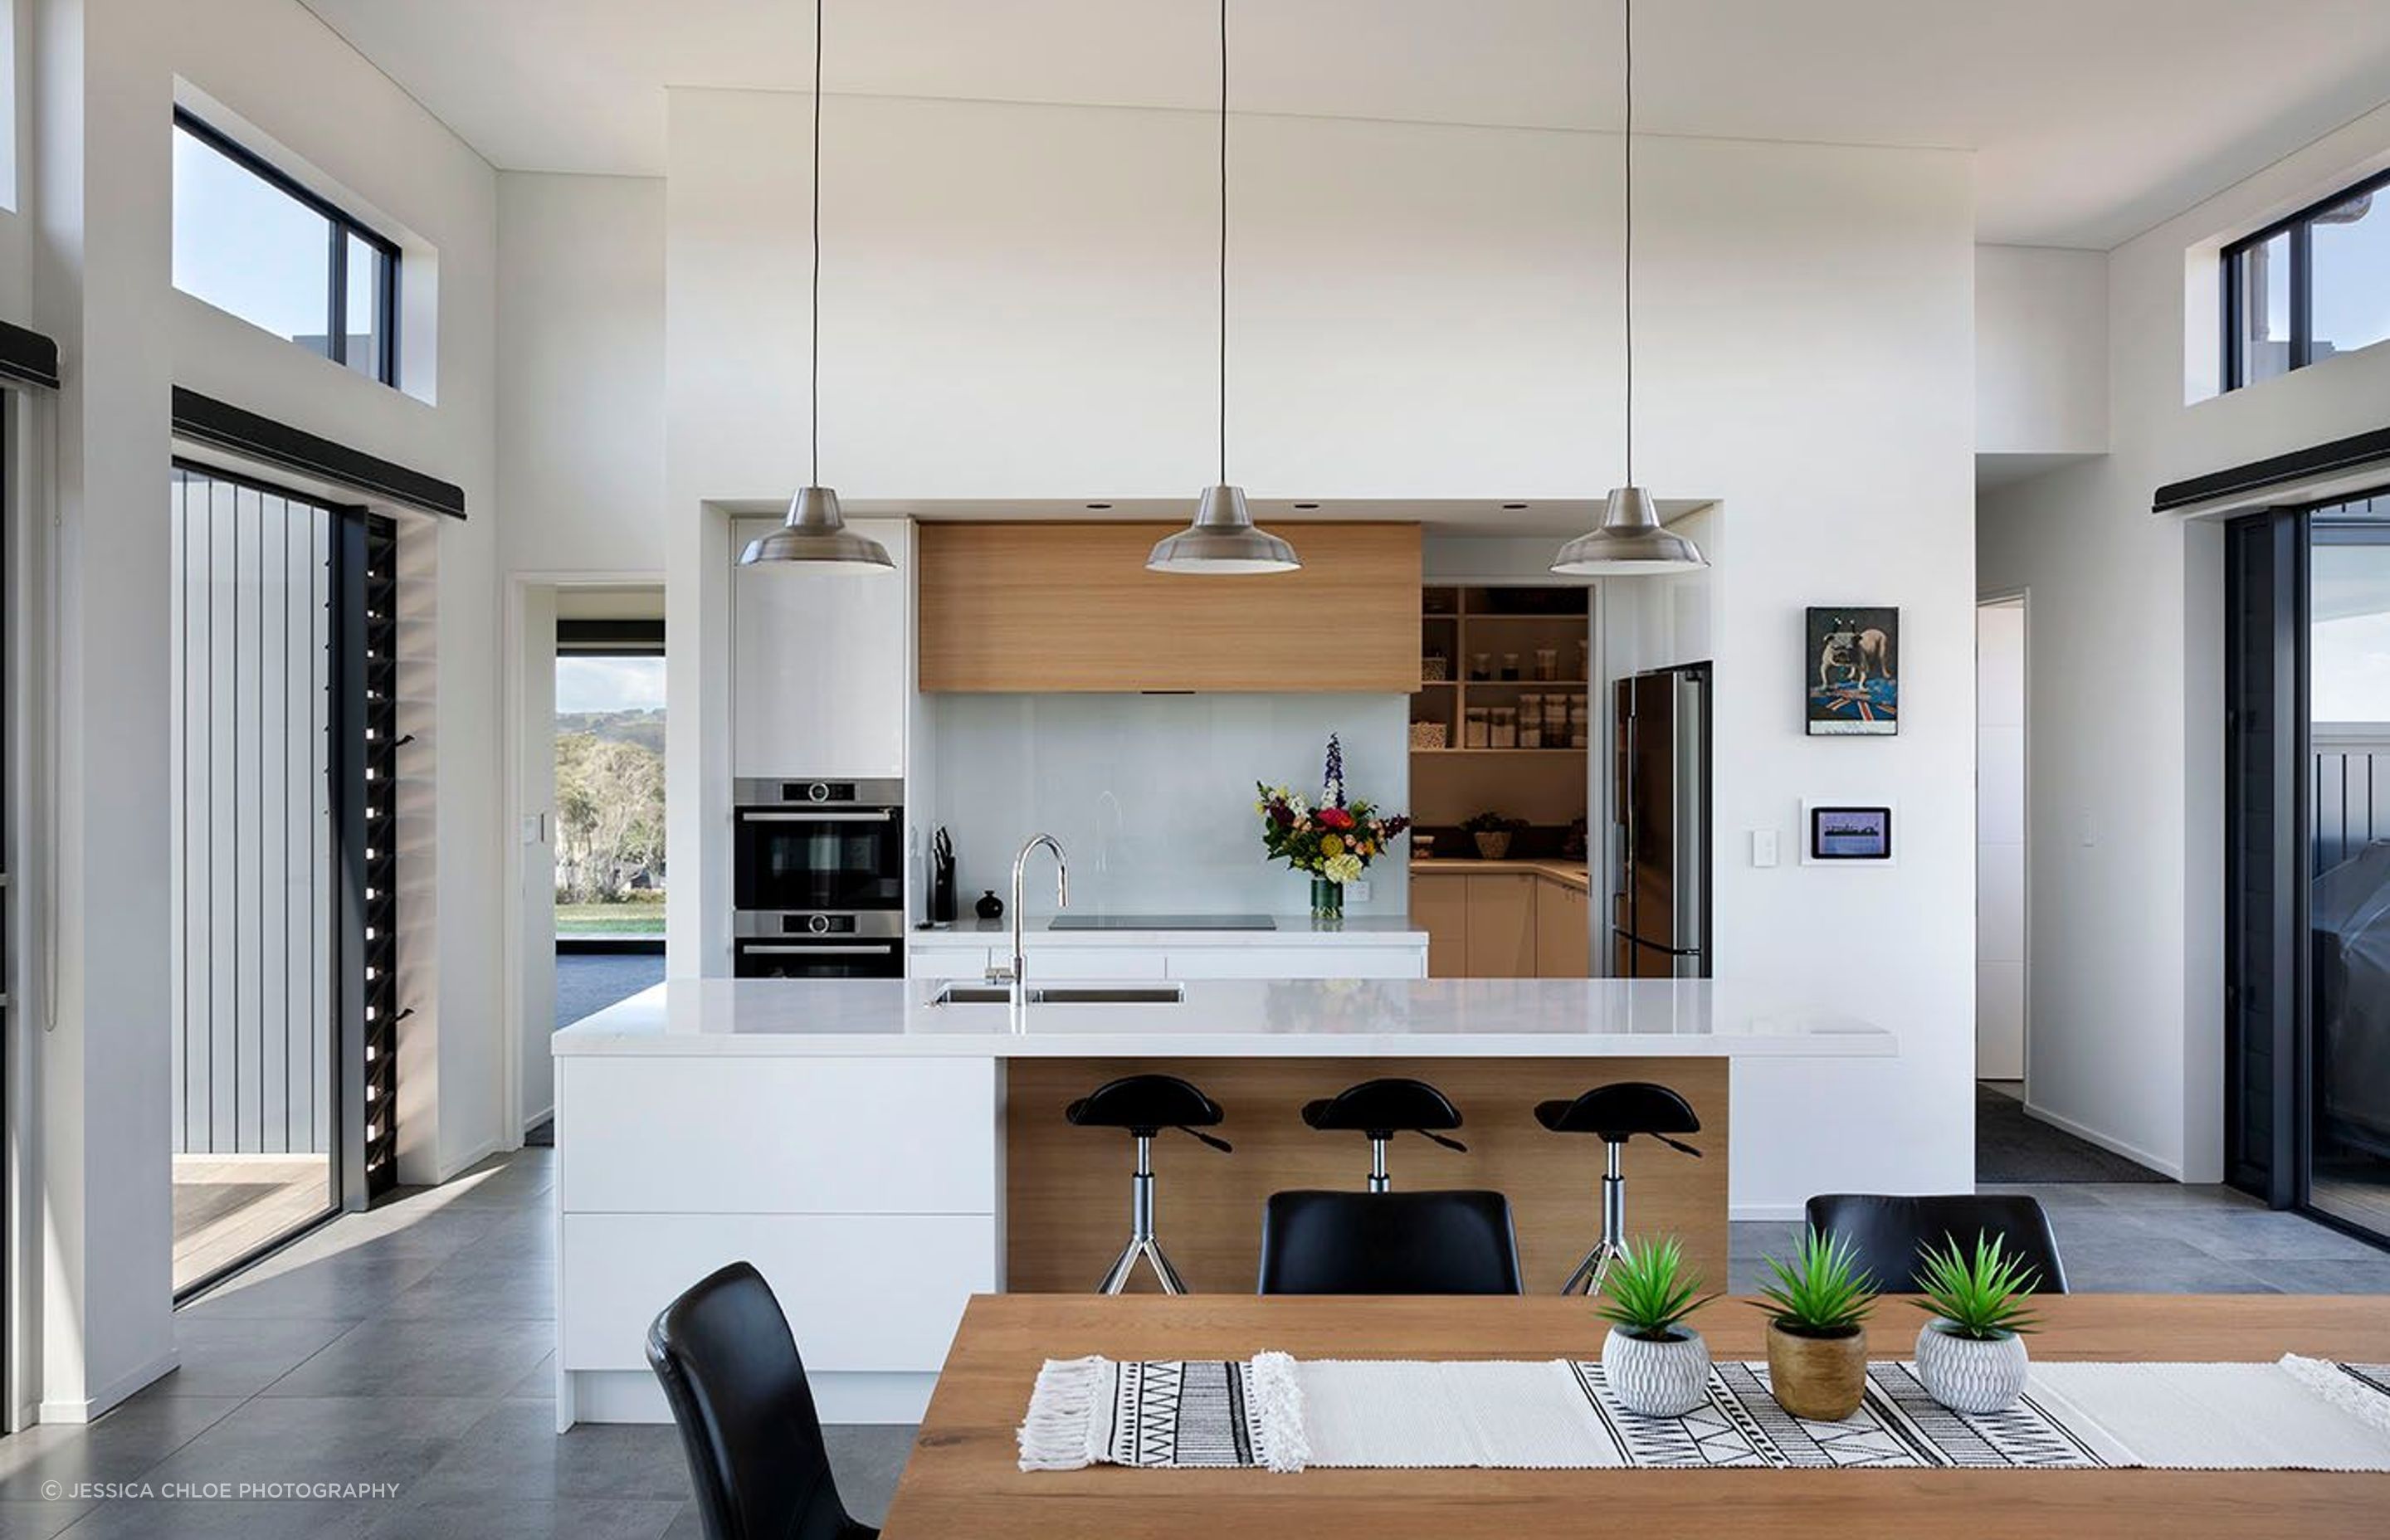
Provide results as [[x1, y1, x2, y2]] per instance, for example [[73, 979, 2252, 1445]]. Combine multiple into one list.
[[1806, 607, 1897, 736]]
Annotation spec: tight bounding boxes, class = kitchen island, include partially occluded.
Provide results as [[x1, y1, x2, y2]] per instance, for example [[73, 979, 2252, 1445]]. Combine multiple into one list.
[[551, 977, 1893, 1428]]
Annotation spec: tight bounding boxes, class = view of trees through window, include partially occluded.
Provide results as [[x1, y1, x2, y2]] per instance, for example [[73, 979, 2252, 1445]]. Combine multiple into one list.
[[556, 655, 665, 937]]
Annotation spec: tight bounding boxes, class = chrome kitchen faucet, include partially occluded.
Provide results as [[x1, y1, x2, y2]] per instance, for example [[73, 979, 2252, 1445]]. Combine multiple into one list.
[[986, 834, 1067, 1004]]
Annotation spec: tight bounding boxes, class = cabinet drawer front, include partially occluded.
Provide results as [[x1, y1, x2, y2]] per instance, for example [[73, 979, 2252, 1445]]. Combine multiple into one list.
[[1018, 947, 1167, 980], [561, 1213, 993, 1372], [558, 1056, 996, 1213], [908, 945, 993, 981], [1167, 948, 1426, 980]]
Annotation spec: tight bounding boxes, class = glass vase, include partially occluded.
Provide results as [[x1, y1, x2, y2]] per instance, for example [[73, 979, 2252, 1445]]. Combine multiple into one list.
[[1309, 876, 1344, 922]]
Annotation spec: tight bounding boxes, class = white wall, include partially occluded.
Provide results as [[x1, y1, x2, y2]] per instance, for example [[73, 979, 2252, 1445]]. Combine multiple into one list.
[[25, 0, 497, 1418], [1976, 246, 2108, 455], [1981, 99, 2390, 1181], [1976, 598, 2026, 1080], [493, 173, 665, 1135], [495, 173, 666, 577], [663, 88, 1977, 1216], [928, 694, 1409, 919]]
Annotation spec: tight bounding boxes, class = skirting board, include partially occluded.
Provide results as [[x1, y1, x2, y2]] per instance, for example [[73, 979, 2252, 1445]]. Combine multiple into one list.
[[563, 1369, 934, 1431], [41, 1346, 182, 1425], [2023, 1100, 2184, 1181], [432, 1133, 507, 1187]]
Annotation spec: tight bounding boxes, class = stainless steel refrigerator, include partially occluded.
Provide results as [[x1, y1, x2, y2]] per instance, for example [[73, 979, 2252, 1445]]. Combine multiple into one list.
[[1610, 663, 1712, 978]]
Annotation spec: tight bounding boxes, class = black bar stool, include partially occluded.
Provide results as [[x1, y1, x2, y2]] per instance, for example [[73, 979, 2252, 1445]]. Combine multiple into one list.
[[1300, 1077, 1466, 1192], [1066, 1073, 1231, 1294], [1534, 1080, 1701, 1294]]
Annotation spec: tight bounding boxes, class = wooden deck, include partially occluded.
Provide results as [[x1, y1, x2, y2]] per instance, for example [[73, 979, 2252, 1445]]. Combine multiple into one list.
[[173, 1153, 332, 1291]]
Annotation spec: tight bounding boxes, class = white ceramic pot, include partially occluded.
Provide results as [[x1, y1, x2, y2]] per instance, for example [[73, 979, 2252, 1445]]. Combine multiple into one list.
[[1913, 1319, 2030, 1414], [1601, 1325, 1712, 1416]]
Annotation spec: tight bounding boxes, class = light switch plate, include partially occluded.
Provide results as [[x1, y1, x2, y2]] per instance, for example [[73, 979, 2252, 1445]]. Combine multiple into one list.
[[1346, 879, 1373, 904], [1751, 830, 1778, 868]]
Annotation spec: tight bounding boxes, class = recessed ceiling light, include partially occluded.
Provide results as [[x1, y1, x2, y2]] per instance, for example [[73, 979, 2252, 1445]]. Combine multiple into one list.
[[1502, 503, 1529, 510], [1085, 502, 1113, 509], [1293, 502, 1319, 510]]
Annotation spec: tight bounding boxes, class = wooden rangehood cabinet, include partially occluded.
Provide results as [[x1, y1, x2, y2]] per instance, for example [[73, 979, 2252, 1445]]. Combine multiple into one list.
[[916, 521, 1421, 692]]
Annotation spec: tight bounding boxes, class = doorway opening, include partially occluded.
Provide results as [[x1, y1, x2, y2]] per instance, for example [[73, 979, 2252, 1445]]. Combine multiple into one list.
[[519, 587, 664, 1148], [1973, 592, 2167, 1184]]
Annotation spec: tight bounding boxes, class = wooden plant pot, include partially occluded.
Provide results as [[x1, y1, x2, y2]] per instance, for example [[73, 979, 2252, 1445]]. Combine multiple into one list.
[[1765, 1321, 1869, 1421]]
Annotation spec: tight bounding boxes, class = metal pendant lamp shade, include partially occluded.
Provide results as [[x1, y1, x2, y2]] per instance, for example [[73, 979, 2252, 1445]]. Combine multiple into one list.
[[1148, 1, 1299, 576], [740, 0, 891, 573], [1146, 485, 1299, 574], [1554, 0, 1705, 579], [739, 485, 892, 570], [1551, 486, 1705, 575]]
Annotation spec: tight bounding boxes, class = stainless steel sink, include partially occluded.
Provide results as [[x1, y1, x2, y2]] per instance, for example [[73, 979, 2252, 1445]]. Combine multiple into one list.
[[929, 984, 1185, 1006]]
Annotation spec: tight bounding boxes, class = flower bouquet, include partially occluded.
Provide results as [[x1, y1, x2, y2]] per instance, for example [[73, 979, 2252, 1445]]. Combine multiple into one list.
[[1256, 734, 1410, 919]]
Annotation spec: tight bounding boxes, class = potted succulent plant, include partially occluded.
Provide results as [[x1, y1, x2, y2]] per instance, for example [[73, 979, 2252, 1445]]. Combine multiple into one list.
[[1751, 1227, 1878, 1421], [1595, 1235, 1717, 1416], [1911, 1231, 2042, 1414], [1461, 810, 1524, 860]]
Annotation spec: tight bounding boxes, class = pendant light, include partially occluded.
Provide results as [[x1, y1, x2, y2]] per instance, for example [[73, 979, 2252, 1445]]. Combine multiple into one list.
[[1553, 0, 1705, 578], [1147, 0, 1299, 575], [740, 0, 893, 572]]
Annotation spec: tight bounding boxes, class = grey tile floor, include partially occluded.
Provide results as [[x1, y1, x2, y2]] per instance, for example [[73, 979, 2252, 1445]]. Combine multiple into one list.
[[5, 1147, 2384, 1538]]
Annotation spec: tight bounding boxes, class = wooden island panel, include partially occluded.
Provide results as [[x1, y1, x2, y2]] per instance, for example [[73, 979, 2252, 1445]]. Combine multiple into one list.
[[1003, 1056, 1727, 1294]]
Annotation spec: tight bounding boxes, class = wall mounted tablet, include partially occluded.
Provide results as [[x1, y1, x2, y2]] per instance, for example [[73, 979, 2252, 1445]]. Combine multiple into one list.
[[1801, 802, 1895, 865]]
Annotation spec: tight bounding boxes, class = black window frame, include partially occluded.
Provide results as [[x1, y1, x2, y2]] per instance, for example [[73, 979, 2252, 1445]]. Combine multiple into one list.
[[2222, 165, 2390, 392], [173, 106, 402, 387]]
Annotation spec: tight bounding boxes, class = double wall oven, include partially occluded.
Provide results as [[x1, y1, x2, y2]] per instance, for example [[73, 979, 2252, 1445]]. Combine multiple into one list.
[[732, 777, 906, 977]]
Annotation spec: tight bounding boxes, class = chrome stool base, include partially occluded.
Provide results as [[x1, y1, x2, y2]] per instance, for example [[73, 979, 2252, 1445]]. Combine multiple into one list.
[[1559, 1143, 1631, 1296], [1096, 1135, 1188, 1294]]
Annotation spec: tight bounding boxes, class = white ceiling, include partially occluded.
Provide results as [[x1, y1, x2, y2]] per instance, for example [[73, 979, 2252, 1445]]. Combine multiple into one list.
[[302, 0, 2390, 248]]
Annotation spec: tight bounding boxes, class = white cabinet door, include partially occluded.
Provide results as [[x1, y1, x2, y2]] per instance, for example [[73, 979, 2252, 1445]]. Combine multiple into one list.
[[561, 1213, 994, 1372], [731, 516, 910, 778], [558, 1055, 996, 1214]]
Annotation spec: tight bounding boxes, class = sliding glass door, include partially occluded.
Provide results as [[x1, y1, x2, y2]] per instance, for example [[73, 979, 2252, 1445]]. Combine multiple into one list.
[[2307, 498, 2390, 1240], [169, 465, 341, 1294], [2226, 489, 2390, 1247]]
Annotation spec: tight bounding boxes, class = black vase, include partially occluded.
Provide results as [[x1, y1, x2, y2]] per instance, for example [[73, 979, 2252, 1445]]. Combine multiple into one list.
[[974, 889, 1005, 920]]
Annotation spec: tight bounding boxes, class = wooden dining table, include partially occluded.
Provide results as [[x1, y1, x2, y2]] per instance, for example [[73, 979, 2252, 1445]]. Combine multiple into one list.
[[880, 1293, 2390, 1539]]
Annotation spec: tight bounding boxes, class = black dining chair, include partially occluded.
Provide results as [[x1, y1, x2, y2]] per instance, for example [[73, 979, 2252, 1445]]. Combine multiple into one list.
[[1804, 1192, 2070, 1294], [646, 1261, 879, 1540], [1258, 1189, 1524, 1294]]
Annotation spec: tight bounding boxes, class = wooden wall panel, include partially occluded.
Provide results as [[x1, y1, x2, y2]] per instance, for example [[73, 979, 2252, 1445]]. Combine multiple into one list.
[[916, 522, 1421, 692], [1004, 1056, 1727, 1295], [1410, 874, 1470, 978]]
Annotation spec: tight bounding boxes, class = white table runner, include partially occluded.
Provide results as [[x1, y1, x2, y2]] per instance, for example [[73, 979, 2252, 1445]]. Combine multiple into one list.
[[1018, 1352, 2390, 1474]]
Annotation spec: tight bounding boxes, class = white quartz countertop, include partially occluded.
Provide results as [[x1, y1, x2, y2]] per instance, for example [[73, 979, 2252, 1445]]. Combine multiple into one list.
[[907, 914, 1427, 948], [552, 977, 1896, 1060]]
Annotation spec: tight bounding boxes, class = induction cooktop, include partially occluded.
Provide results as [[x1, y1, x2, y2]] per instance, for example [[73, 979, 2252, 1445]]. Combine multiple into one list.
[[1047, 914, 1278, 931]]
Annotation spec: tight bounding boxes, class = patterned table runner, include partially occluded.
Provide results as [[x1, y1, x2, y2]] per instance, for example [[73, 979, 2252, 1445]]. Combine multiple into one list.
[[1017, 1352, 2390, 1474]]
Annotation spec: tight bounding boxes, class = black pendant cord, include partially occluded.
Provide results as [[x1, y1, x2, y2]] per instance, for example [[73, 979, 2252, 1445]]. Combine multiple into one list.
[[1217, 0, 1228, 488], [1622, 0, 1634, 490], [812, 0, 823, 490]]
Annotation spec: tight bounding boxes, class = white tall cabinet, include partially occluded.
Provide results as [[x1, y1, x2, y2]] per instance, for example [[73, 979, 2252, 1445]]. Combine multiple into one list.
[[729, 516, 913, 779]]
